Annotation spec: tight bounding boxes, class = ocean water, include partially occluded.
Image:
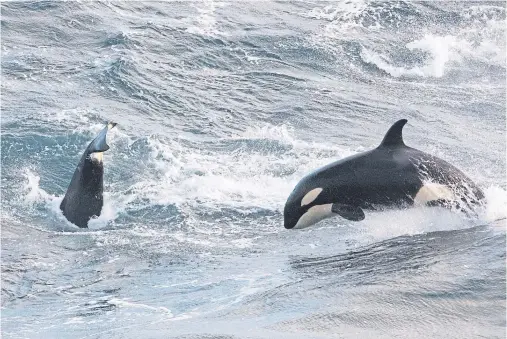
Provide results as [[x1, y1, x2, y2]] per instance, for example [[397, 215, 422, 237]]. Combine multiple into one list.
[[1, 1, 506, 338]]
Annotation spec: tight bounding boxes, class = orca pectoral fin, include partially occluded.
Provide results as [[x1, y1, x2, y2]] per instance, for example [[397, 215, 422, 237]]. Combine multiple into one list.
[[331, 203, 365, 221]]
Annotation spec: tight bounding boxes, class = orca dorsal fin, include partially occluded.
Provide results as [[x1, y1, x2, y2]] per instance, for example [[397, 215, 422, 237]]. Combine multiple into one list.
[[378, 119, 407, 148]]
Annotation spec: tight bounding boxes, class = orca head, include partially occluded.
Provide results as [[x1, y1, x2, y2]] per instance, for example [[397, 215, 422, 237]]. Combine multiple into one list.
[[284, 186, 334, 229]]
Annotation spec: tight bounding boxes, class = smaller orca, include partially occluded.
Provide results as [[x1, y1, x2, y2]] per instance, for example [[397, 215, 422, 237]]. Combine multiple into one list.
[[60, 122, 117, 228], [284, 119, 484, 229]]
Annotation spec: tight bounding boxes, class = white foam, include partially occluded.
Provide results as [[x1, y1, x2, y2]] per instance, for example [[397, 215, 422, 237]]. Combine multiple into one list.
[[130, 124, 350, 213], [362, 207, 474, 242], [185, 0, 226, 36], [87, 193, 120, 230], [231, 238, 254, 248], [361, 26, 506, 78], [107, 298, 173, 317], [51, 108, 91, 124], [63, 317, 85, 325], [340, 183, 506, 243], [481, 185, 507, 223], [305, 0, 413, 47], [235, 124, 296, 143], [23, 169, 53, 204], [22, 169, 72, 229], [360, 35, 463, 78], [305, 0, 369, 33]]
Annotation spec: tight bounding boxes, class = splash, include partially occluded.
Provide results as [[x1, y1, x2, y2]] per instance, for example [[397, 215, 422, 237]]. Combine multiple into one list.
[[23, 169, 53, 204], [22, 169, 71, 227], [481, 185, 507, 223], [334, 185, 505, 246], [361, 206, 474, 242], [87, 193, 120, 230], [128, 124, 351, 213], [361, 30, 505, 78], [361, 35, 462, 78], [22, 169, 121, 230]]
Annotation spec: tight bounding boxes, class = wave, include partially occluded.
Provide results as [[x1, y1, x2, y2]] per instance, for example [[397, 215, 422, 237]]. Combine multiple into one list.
[[361, 34, 460, 78], [305, 2, 505, 79], [360, 30, 505, 78], [126, 125, 343, 212]]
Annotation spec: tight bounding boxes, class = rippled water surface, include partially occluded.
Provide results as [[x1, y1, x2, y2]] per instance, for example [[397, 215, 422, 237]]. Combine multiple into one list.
[[1, 1, 506, 338]]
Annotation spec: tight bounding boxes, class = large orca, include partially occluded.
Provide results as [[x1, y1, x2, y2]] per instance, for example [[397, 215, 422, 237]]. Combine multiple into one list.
[[60, 122, 117, 228], [284, 119, 484, 229]]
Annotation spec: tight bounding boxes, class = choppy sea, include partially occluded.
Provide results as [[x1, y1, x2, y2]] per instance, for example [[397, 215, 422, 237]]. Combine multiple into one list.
[[1, 1, 506, 338]]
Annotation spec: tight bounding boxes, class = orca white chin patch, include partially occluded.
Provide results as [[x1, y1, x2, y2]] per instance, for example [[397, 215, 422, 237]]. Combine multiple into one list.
[[414, 183, 454, 205], [294, 203, 333, 229], [90, 152, 104, 162], [301, 187, 323, 207]]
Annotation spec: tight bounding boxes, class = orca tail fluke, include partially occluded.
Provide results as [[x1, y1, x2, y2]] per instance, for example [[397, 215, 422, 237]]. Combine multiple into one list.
[[87, 122, 117, 153]]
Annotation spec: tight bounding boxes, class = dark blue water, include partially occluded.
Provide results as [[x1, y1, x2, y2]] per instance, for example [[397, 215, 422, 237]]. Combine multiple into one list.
[[1, 1, 506, 338]]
